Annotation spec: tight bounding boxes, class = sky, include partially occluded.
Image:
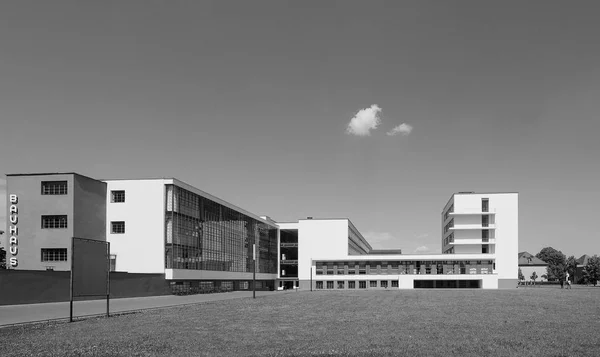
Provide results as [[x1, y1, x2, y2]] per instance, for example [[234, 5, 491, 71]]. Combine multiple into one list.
[[1, 1, 599, 257]]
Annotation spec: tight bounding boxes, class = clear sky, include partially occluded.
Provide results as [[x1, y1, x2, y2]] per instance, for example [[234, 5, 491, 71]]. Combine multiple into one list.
[[1, 1, 599, 257]]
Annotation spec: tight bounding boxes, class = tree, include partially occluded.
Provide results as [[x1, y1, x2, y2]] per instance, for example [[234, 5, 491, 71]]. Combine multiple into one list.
[[566, 255, 577, 283], [0, 247, 6, 270], [582, 255, 600, 286], [530, 271, 538, 283], [536, 247, 566, 282], [518, 268, 524, 281]]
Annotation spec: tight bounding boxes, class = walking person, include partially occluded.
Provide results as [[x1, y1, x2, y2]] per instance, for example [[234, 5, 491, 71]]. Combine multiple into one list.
[[565, 271, 572, 289]]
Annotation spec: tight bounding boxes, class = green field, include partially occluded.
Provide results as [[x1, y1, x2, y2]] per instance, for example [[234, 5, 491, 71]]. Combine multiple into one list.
[[1, 287, 598, 357]]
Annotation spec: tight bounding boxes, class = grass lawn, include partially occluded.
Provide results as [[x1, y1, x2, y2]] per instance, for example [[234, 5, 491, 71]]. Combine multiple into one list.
[[1, 287, 598, 357]]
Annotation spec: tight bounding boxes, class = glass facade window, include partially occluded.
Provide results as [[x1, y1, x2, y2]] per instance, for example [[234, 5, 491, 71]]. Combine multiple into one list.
[[111, 190, 125, 203], [359, 281, 366, 289], [165, 185, 277, 274], [111, 221, 125, 234], [41, 215, 67, 229], [327, 281, 334, 289], [391, 280, 399, 288], [316, 281, 323, 289], [41, 181, 67, 195], [41, 248, 67, 261], [337, 281, 344, 289], [348, 281, 356, 289], [370, 280, 377, 288], [381, 281, 388, 288]]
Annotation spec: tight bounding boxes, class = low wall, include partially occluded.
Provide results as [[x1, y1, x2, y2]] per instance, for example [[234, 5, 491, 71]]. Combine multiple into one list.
[[0, 270, 171, 306]]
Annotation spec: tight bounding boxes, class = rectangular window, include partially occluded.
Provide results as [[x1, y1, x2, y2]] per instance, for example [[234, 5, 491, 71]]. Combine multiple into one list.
[[41, 181, 68, 195], [41, 248, 68, 262], [391, 280, 399, 288], [370, 280, 377, 288], [316, 281, 323, 289], [482, 215, 489, 227], [109, 254, 117, 272], [111, 221, 125, 234], [482, 245, 489, 254], [348, 281, 356, 289], [337, 281, 344, 289], [239, 281, 249, 290], [482, 198, 489, 212], [381, 280, 388, 288], [111, 190, 126, 203], [327, 281, 334, 289], [41, 215, 67, 229], [359, 281, 366, 289]]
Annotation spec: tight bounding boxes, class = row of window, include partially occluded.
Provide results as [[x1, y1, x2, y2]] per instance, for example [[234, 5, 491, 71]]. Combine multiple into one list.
[[38, 215, 125, 234], [39, 181, 127, 204], [316, 280, 399, 289], [316, 261, 495, 275]]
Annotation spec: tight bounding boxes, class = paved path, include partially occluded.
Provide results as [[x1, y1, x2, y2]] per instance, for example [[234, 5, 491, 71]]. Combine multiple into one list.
[[0, 289, 304, 327]]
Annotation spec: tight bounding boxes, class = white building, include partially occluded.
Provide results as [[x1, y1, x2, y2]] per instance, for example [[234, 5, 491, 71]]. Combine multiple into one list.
[[104, 178, 279, 292], [283, 192, 519, 290]]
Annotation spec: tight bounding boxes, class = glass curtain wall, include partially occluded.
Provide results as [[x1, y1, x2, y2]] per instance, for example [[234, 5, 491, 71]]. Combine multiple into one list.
[[165, 185, 277, 274]]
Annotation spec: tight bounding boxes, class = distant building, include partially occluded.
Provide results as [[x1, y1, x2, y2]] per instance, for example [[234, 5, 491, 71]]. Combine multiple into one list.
[[575, 254, 591, 283], [518, 251, 548, 282]]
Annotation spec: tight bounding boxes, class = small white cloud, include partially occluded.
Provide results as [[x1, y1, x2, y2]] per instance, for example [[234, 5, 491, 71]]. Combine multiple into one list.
[[387, 123, 413, 136], [413, 245, 430, 253], [346, 105, 382, 136]]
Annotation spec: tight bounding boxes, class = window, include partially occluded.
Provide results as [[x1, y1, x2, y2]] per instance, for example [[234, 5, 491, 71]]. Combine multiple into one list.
[[348, 281, 356, 289], [337, 281, 344, 289], [482, 245, 489, 254], [482, 215, 489, 227], [316, 281, 323, 289], [41, 181, 67, 195], [381, 281, 388, 288], [41, 215, 67, 229], [359, 281, 366, 289], [239, 281, 249, 290], [41, 248, 67, 262], [111, 190, 125, 203], [391, 280, 399, 288], [482, 198, 489, 212], [110, 254, 117, 272], [370, 280, 377, 288], [327, 281, 334, 289], [111, 221, 125, 234]]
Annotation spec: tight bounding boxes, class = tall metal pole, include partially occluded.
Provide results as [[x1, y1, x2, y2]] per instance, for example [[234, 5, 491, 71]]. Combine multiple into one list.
[[69, 237, 74, 322], [106, 242, 110, 318], [253, 243, 256, 299]]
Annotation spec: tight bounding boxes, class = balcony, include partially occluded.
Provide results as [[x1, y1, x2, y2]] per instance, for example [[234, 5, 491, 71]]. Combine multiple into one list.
[[450, 239, 496, 245], [280, 260, 298, 265], [280, 243, 298, 248], [450, 211, 496, 216], [450, 224, 496, 230]]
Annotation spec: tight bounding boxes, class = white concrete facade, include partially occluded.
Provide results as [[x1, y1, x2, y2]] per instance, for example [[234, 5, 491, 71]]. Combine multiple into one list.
[[442, 192, 518, 287], [104, 179, 168, 274]]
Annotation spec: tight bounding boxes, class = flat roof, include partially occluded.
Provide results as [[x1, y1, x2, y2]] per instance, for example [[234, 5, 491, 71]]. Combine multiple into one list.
[[6, 172, 101, 182], [103, 177, 278, 228]]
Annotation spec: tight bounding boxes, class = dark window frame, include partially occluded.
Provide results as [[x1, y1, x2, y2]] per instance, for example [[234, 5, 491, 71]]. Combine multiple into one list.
[[41, 248, 68, 262], [111, 190, 126, 203], [111, 221, 126, 234], [41, 181, 68, 195], [41, 215, 68, 229]]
